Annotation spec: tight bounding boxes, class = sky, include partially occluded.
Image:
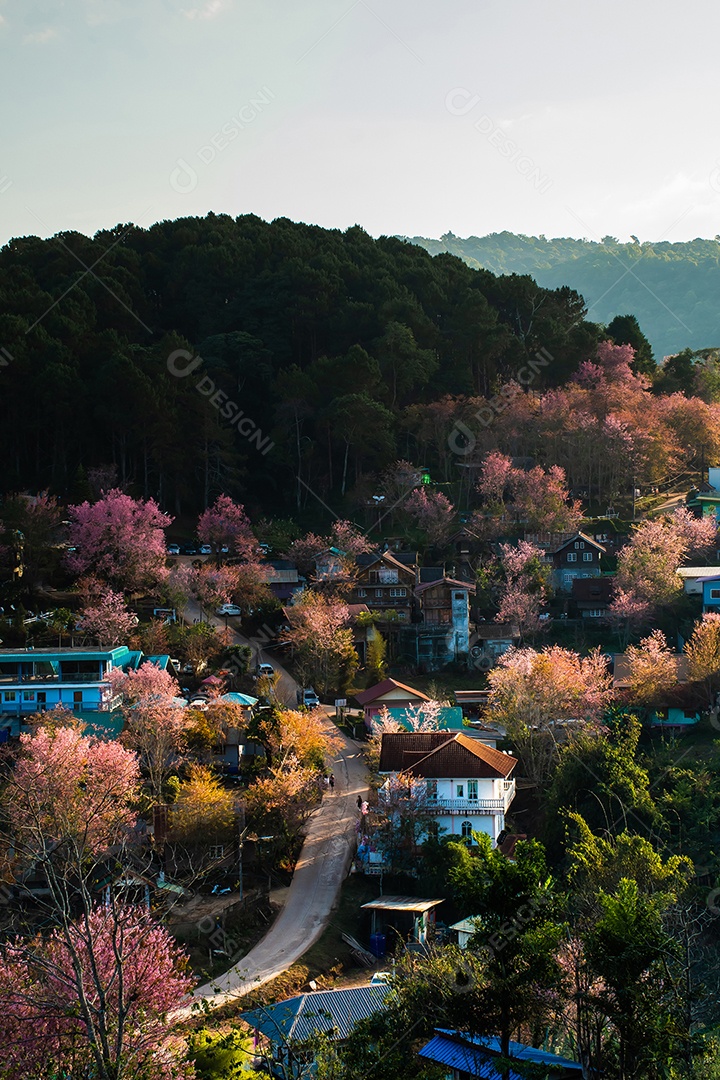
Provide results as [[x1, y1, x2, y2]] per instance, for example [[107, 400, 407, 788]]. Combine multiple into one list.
[[2, 0, 720, 246]]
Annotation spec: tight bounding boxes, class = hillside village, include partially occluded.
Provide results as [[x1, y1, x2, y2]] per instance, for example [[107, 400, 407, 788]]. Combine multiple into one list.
[[3, 441, 720, 1078]]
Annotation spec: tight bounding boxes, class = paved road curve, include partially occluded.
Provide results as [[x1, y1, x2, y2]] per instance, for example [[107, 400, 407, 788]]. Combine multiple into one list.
[[177, 602, 369, 1009], [191, 722, 368, 1008]]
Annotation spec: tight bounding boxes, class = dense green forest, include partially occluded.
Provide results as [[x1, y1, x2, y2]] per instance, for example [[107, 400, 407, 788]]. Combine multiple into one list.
[[403, 231, 720, 360], [0, 214, 603, 518]]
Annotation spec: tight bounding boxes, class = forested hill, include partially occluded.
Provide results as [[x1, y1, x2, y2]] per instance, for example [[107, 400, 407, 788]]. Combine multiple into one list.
[[0, 213, 603, 516], [402, 231, 720, 360]]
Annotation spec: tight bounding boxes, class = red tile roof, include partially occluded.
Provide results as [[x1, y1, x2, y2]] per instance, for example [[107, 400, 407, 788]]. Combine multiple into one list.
[[379, 731, 516, 779], [354, 678, 430, 706]]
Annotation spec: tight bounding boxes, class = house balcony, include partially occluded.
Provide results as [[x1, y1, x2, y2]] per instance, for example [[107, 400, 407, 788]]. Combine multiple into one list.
[[0, 673, 106, 684], [429, 780, 515, 815]]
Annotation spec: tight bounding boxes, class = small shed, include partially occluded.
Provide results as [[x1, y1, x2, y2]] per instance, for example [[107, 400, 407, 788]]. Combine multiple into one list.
[[449, 916, 480, 949], [361, 895, 443, 946]]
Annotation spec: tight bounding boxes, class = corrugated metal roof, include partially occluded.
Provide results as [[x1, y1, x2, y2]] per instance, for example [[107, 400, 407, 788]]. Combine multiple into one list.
[[449, 917, 481, 935], [240, 984, 388, 1044], [419, 1030, 583, 1076], [361, 896, 443, 913]]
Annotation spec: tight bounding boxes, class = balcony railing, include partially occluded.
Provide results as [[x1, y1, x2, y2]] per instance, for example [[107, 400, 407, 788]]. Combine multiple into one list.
[[0, 673, 106, 684], [428, 781, 515, 814]]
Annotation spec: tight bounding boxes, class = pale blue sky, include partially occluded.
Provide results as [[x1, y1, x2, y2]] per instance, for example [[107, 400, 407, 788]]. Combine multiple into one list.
[[1, 0, 719, 245]]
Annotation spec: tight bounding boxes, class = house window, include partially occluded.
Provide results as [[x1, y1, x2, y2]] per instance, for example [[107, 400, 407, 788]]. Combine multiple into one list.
[[582, 552, 593, 562], [587, 609, 603, 618], [357, 589, 367, 597], [375, 589, 383, 598], [208, 845, 225, 859], [426, 780, 437, 801], [73, 691, 83, 703], [456, 784, 464, 798], [711, 589, 720, 599], [389, 588, 407, 597], [4, 692, 16, 702], [566, 553, 577, 563], [461, 820, 473, 839], [454, 592, 465, 601], [23, 691, 35, 701], [468, 780, 478, 801]]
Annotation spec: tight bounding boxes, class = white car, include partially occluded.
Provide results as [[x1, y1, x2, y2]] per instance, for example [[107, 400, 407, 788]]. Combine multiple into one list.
[[199, 544, 212, 555], [256, 662, 274, 678], [217, 604, 242, 617], [167, 544, 180, 555]]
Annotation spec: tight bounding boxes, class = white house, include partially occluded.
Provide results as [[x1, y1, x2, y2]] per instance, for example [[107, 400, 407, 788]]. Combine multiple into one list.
[[377, 731, 517, 846]]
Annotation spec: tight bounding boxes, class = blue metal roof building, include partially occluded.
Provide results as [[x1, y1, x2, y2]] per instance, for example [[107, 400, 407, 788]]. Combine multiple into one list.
[[241, 983, 389, 1045], [419, 1029, 583, 1079]]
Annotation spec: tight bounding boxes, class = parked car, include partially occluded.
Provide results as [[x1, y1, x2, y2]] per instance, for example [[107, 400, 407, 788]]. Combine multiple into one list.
[[167, 544, 180, 555], [180, 544, 198, 556], [256, 662, 274, 678], [199, 544, 212, 555], [299, 687, 320, 708], [217, 604, 243, 617]]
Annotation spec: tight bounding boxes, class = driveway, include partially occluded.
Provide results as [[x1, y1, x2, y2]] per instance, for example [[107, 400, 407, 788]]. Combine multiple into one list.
[[177, 602, 369, 1009]]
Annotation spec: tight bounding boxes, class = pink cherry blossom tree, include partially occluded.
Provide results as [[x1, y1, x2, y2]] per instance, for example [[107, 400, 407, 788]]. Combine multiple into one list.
[[614, 516, 689, 614], [496, 540, 549, 638], [473, 452, 582, 536], [606, 587, 652, 647], [488, 645, 613, 783], [670, 505, 718, 561], [77, 582, 136, 646], [197, 493, 258, 564], [0, 904, 193, 1080], [109, 663, 189, 801], [4, 725, 141, 860], [0, 727, 191, 1080], [65, 489, 172, 593], [625, 629, 679, 706], [574, 340, 640, 388], [403, 487, 455, 548], [477, 450, 515, 504], [287, 520, 372, 580], [286, 590, 357, 695], [330, 520, 373, 558], [170, 561, 241, 619]]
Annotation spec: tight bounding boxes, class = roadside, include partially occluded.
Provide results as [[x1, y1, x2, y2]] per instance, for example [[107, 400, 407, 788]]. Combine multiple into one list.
[[188, 720, 368, 1009], [174, 602, 370, 1011]]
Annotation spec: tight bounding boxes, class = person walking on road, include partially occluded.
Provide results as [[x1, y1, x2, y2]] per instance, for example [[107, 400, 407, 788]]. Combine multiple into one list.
[[356, 794, 362, 810], [329, 773, 335, 792]]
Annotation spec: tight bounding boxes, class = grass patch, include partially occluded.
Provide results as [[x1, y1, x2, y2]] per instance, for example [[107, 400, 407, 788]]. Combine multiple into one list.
[[207, 874, 404, 1021]]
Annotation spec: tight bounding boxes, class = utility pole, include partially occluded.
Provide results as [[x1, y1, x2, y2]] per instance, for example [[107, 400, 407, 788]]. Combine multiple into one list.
[[238, 801, 247, 901]]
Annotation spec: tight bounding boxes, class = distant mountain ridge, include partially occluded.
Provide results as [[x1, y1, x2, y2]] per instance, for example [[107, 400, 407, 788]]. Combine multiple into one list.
[[401, 231, 720, 360]]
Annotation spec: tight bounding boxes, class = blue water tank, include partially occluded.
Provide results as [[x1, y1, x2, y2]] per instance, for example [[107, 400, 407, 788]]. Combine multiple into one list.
[[369, 933, 386, 958]]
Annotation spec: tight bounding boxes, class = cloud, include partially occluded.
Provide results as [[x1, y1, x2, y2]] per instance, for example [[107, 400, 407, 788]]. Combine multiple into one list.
[[23, 26, 58, 44], [183, 0, 229, 19]]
